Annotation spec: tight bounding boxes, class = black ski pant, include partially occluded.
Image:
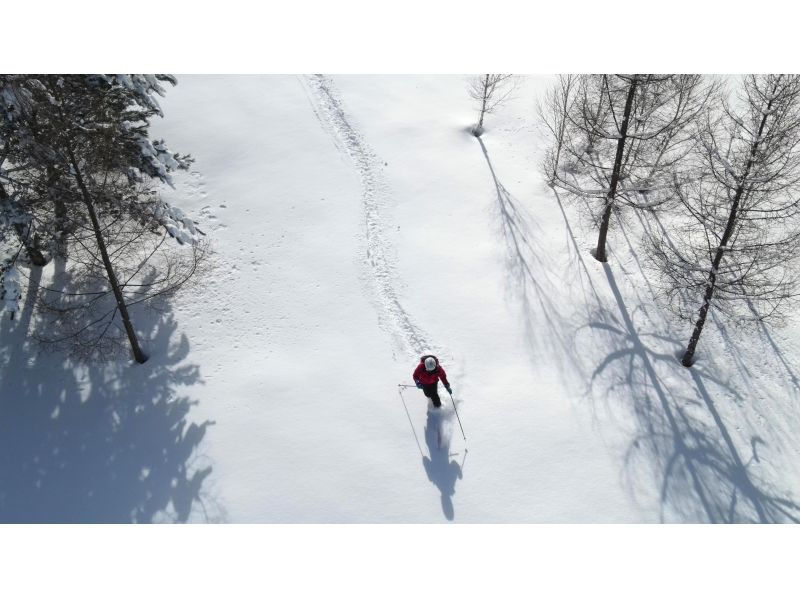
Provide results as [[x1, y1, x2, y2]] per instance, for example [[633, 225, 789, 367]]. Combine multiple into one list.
[[421, 383, 441, 408]]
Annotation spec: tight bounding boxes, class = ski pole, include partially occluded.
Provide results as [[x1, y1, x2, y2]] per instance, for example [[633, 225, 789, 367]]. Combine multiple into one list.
[[449, 393, 467, 442], [397, 385, 424, 457]]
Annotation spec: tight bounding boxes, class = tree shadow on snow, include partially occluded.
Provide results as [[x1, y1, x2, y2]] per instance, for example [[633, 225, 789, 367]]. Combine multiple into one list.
[[0, 268, 222, 523], [636, 207, 800, 402], [583, 262, 800, 522], [421, 409, 463, 521], [477, 138, 582, 379], [539, 193, 800, 522]]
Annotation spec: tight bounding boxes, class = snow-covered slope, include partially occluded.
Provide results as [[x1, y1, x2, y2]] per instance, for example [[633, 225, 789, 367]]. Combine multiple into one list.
[[2, 75, 799, 523]]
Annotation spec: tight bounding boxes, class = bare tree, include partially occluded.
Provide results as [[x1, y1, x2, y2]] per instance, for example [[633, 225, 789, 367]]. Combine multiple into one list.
[[648, 75, 800, 366], [468, 74, 515, 136], [543, 74, 714, 262], [539, 75, 578, 185]]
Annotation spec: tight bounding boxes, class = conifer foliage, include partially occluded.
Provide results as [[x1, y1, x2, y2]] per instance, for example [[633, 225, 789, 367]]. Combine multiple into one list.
[[0, 75, 202, 363]]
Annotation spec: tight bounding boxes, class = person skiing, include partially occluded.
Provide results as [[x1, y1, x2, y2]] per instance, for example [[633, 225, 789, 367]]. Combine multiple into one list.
[[413, 354, 452, 409]]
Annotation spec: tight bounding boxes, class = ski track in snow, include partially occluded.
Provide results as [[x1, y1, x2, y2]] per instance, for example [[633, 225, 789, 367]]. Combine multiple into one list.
[[304, 75, 443, 362]]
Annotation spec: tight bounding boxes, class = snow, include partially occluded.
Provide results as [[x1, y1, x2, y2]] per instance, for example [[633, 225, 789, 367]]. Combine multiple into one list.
[[2, 75, 800, 523]]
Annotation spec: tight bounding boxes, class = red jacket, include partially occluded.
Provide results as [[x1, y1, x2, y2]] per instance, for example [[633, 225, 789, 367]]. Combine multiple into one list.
[[413, 355, 450, 386]]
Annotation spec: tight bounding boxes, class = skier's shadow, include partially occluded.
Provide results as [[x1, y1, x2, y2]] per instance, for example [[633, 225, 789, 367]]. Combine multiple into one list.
[[422, 409, 463, 521]]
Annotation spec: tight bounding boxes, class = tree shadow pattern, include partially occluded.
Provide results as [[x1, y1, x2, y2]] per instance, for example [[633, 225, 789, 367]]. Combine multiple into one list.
[[478, 137, 582, 380], [589, 263, 800, 522], [482, 130, 800, 521], [0, 268, 222, 523]]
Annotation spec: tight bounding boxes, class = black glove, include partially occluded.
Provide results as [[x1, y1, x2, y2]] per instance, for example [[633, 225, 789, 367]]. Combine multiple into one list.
[[415, 381, 423, 389], [445, 384, 452, 395]]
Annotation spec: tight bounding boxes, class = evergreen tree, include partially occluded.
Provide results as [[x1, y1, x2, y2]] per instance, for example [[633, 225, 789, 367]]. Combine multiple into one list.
[[0, 75, 200, 362]]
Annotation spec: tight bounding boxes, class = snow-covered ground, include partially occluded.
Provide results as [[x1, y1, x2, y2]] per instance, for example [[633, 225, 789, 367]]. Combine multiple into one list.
[[2, 75, 800, 523]]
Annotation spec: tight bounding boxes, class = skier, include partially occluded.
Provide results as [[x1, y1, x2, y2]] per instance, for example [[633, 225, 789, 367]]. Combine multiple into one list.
[[413, 355, 452, 409]]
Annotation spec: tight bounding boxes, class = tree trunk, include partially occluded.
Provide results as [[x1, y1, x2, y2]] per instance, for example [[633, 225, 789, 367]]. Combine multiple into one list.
[[48, 165, 69, 258], [594, 76, 638, 262], [67, 148, 148, 364], [11, 223, 47, 267], [595, 201, 615, 262], [1, 180, 47, 267], [478, 74, 489, 129], [681, 278, 716, 366], [681, 87, 775, 367]]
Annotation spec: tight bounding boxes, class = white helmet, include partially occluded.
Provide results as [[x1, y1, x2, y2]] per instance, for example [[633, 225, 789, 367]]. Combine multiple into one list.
[[424, 357, 436, 372]]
